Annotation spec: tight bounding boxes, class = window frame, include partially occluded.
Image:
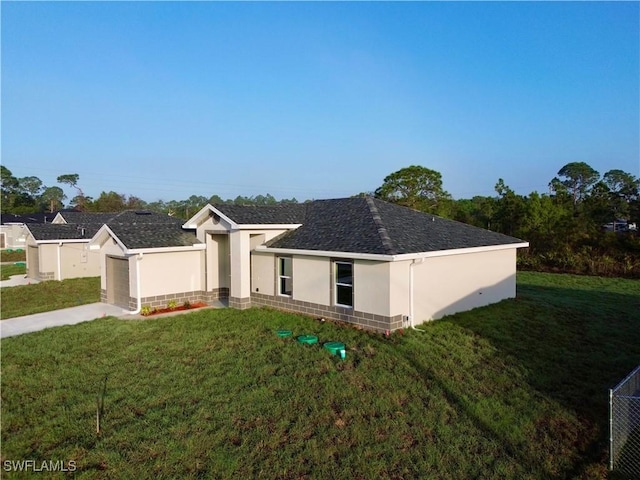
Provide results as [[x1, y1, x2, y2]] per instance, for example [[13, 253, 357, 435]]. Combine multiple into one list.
[[334, 260, 354, 308], [278, 256, 293, 297]]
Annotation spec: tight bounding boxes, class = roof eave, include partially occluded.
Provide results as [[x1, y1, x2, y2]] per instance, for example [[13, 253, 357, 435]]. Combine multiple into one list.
[[125, 244, 206, 255], [233, 224, 302, 231], [182, 204, 238, 230], [34, 238, 91, 244], [255, 241, 529, 261]]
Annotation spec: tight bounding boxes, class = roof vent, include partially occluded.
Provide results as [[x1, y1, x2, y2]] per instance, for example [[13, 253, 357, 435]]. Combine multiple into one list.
[[135, 211, 152, 216]]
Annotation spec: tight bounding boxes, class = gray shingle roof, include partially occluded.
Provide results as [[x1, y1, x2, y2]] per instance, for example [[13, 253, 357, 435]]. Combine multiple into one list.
[[265, 197, 525, 255], [60, 210, 182, 226], [58, 212, 117, 225], [214, 204, 307, 225], [26, 223, 102, 241], [107, 223, 201, 249]]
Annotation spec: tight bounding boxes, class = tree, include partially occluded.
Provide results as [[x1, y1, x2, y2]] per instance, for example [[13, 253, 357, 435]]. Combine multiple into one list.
[[41, 187, 66, 213], [57, 173, 85, 210], [493, 179, 527, 236], [91, 191, 127, 212], [18, 176, 43, 198], [374, 165, 451, 214], [1, 166, 20, 212], [549, 162, 600, 206]]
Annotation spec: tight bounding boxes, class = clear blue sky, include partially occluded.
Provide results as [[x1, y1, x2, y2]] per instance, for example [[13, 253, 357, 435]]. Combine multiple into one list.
[[2, 1, 639, 204]]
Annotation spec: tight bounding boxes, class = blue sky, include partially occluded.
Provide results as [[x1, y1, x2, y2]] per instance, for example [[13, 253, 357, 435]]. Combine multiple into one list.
[[2, 1, 639, 204]]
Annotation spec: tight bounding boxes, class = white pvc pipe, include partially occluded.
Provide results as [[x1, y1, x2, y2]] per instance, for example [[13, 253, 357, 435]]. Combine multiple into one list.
[[409, 259, 426, 332], [57, 242, 62, 280], [129, 253, 143, 315]]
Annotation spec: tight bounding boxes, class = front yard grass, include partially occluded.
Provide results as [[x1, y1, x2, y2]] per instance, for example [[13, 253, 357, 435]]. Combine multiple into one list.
[[1, 272, 639, 478], [1, 250, 26, 262], [1, 277, 100, 319], [0, 263, 26, 281]]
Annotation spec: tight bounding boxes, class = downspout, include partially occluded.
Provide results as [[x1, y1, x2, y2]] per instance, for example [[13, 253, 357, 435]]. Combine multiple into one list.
[[409, 259, 426, 332], [129, 253, 143, 315], [57, 242, 63, 280]]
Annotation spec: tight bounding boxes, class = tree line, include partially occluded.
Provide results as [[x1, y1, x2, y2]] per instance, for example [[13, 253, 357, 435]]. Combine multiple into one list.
[[373, 163, 640, 278], [2, 162, 639, 277], [0, 166, 299, 218]]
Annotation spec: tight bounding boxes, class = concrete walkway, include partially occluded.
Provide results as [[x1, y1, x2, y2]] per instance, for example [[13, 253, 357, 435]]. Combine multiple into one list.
[[1, 303, 128, 339], [0, 274, 39, 288]]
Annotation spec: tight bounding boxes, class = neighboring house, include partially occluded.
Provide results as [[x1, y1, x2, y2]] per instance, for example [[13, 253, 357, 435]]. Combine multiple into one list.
[[0, 212, 58, 250], [24, 210, 181, 282], [91, 218, 204, 311], [92, 197, 528, 331], [24, 223, 103, 281], [603, 219, 637, 233]]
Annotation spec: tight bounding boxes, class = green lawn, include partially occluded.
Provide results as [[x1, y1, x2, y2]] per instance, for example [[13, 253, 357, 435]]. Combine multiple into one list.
[[1, 277, 101, 319], [1, 250, 26, 263], [0, 263, 26, 281], [1, 272, 639, 479]]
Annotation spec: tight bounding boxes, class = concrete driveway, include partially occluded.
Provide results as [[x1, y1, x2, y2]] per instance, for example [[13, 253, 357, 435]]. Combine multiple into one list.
[[1, 303, 128, 339]]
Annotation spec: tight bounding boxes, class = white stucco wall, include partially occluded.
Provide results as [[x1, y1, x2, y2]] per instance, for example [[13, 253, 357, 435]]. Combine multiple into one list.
[[39, 244, 58, 276], [410, 248, 517, 324], [138, 250, 204, 298], [229, 229, 289, 300], [251, 251, 275, 296], [292, 255, 331, 306], [60, 243, 100, 279], [0, 224, 28, 249], [353, 260, 391, 316]]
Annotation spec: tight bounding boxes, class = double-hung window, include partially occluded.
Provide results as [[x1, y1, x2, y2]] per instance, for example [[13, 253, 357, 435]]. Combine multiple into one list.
[[334, 261, 353, 308], [278, 257, 293, 296]]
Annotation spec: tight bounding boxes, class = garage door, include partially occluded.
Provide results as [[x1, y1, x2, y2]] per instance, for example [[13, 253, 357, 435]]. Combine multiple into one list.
[[106, 256, 130, 308], [27, 246, 39, 279]]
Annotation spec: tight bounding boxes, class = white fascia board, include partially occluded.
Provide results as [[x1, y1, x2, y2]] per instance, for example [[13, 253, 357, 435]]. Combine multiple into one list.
[[182, 204, 237, 231], [51, 213, 66, 224], [36, 239, 91, 245], [255, 242, 530, 262], [125, 244, 206, 255], [182, 204, 216, 229], [232, 224, 302, 231], [254, 246, 395, 261], [89, 225, 128, 252], [390, 242, 530, 261]]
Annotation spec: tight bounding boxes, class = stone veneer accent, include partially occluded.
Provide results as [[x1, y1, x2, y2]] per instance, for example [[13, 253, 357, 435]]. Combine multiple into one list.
[[229, 296, 252, 310], [101, 287, 230, 310], [100, 287, 404, 332], [38, 271, 55, 281], [251, 292, 405, 332]]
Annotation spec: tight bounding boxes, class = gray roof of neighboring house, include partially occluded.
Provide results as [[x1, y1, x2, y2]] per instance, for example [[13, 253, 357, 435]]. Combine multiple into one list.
[[107, 223, 201, 250], [214, 204, 307, 225], [26, 210, 187, 247], [263, 197, 525, 255], [57, 212, 117, 225], [26, 223, 102, 241], [60, 210, 182, 226], [1, 212, 58, 224]]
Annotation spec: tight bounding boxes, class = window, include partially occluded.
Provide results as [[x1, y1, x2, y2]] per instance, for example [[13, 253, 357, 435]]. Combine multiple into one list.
[[278, 257, 292, 296], [334, 261, 353, 308]]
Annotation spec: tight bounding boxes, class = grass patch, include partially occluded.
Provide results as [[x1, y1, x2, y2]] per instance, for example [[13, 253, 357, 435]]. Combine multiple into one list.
[[1, 277, 100, 319], [1, 250, 26, 262], [1, 272, 639, 478], [1, 263, 26, 280]]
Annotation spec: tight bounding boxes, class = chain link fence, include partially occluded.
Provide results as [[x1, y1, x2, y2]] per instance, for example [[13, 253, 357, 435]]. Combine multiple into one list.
[[610, 365, 640, 477]]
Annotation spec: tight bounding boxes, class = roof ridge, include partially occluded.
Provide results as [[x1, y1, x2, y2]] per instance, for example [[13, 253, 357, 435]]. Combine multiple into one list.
[[365, 197, 398, 255]]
